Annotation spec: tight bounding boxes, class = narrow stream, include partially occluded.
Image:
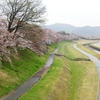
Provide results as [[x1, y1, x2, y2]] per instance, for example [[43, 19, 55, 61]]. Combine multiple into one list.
[[73, 44, 100, 100]]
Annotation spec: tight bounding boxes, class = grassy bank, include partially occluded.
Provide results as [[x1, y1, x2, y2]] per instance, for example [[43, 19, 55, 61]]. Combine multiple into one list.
[[0, 48, 49, 97], [63, 42, 98, 100], [19, 56, 71, 100], [19, 41, 98, 100], [77, 43, 100, 59], [0, 41, 98, 100], [70, 60, 98, 100]]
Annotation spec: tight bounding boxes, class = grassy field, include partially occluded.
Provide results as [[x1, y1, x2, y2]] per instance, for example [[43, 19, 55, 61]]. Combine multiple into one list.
[[19, 41, 98, 100]]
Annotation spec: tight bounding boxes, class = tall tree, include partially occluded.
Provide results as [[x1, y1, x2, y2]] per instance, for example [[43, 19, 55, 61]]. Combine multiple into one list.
[[1, 0, 46, 33]]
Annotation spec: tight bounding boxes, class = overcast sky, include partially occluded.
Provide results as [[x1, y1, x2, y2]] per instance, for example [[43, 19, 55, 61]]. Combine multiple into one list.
[[43, 0, 100, 27]]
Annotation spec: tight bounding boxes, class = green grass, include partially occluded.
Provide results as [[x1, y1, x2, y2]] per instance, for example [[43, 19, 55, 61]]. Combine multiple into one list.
[[70, 41, 98, 100], [57, 45, 63, 54], [19, 41, 98, 100], [0, 41, 98, 100], [62, 42, 88, 59], [19, 56, 71, 100], [69, 61, 85, 100], [0, 48, 48, 97], [48, 42, 60, 53], [69, 60, 98, 100]]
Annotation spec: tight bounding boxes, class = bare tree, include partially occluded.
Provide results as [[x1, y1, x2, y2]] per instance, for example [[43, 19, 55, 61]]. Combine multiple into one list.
[[1, 0, 46, 33]]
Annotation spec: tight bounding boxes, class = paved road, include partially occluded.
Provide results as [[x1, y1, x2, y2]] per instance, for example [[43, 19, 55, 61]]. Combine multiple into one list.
[[0, 48, 58, 100], [73, 44, 100, 100]]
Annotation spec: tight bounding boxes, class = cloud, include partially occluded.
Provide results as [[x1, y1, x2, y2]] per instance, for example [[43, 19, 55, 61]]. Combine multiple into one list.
[[43, 0, 100, 26]]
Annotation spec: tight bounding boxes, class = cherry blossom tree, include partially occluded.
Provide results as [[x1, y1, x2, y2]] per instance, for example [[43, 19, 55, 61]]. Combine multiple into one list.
[[1, 0, 46, 33]]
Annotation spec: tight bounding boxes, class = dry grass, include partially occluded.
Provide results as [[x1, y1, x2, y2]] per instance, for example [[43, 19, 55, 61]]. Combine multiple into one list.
[[48, 59, 71, 100], [92, 43, 100, 48], [73, 61, 98, 100], [78, 43, 100, 59], [73, 40, 99, 100], [74, 39, 100, 44], [0, 71, 8, 80]]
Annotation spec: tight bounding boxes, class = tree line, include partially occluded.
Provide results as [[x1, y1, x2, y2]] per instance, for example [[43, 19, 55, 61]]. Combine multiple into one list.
[[0, 0, 79, 67]]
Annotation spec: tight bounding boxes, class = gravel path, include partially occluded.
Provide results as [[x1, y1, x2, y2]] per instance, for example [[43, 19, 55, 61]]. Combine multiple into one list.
[[0, 48, 58, 100], [73, 44, 100, 100]]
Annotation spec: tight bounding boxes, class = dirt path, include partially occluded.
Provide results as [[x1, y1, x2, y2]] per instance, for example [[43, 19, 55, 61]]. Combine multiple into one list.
[[0, 48, 58, 100], [73, 44, 100, 100]]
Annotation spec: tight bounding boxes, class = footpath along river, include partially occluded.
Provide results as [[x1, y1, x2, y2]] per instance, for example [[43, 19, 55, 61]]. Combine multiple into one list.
[[73, 44, 100, 100], [0, 48, 58, 100]]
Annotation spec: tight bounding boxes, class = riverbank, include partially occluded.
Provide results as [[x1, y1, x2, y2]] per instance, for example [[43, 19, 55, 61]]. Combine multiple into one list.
[[0, 41, 98, 100], [0, 48, 49, 98], [0, 48, 58, 100], [74, 44, 99, 100], [19, 41, 98, 100]]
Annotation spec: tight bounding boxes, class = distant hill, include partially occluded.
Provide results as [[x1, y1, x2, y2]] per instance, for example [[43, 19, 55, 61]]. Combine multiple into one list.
[[45, 23, 77, 33], [45, 23, 100, 35]]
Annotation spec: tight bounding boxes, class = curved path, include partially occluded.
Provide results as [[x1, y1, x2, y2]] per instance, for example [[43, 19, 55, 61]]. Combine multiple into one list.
[[73, 44, 100, 100], [0, 48, 58, 100]]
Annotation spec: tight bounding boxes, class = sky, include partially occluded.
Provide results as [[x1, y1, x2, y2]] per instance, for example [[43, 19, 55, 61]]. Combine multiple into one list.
[[43, 0, 100, 27]]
